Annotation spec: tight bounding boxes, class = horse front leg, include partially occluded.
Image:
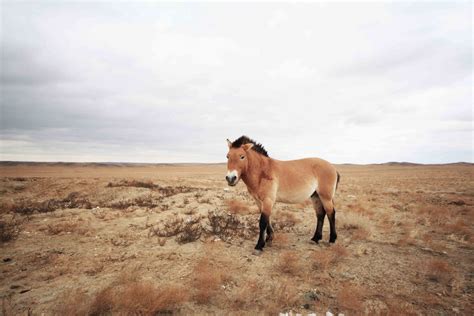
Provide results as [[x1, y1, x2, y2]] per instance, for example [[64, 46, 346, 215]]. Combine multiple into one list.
[[255, 198, 273, 251], [255, 213, 268, 250]]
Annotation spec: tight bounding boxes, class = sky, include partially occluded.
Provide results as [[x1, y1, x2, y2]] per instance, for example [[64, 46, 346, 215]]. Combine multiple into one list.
[[0, 1, 472, 164]]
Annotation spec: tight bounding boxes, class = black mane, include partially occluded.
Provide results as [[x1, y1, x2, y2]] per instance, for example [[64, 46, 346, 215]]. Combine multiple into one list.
[[231, 136, 269, 157]]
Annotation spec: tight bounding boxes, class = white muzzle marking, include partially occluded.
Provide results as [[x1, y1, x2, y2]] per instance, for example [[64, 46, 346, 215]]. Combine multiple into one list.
[[226, 169, 239, 186]]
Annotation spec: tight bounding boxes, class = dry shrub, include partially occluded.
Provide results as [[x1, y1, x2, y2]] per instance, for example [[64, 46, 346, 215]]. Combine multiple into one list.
[[397, 226, 420, 246], [445, 219, 472, 242], [148, 215, 202, 244], [207, 210, 256, 240], [339, 212, 372, 240], [347, 202, 374, 216], [0, 215, 21, 242], [176, 217, 202, 243], [44, 221, 79, 235], [273, 232, 290, 247], [192, 258, 230, 304], [107, 179, 158, 189], [88, 282, 188, 315], [9, 192, 92, 215], [277, 251, 300, 275], [232, 279, 259, 310], [266, 283, 300, 314], [110, 194, 158, 209], [312, 244, 348, 271], [418, 205, 449, 226], [55, 289, 90, 316], [273, 211, 300, 231], [118, 282, 187, 314], [226, 199, 250, 214], [424, 259, 453, 283], [337, 282, 367, 313]]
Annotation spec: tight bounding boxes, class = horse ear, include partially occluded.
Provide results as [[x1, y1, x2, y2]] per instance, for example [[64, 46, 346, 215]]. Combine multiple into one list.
[[226, 139, 232, 148], [242, 143, 254, 151]]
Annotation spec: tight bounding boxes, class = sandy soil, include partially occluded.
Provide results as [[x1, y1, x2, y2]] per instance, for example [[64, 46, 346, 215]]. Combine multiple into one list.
[[0, 163, 473, 315]]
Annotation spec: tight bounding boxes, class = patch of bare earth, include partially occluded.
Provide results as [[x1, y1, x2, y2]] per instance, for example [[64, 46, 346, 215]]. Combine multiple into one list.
[[0, 163, 473, 314]]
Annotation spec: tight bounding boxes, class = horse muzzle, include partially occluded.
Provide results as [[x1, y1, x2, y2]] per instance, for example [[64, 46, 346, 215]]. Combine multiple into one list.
[[225, 170, 239, 186], [226, 175, 238, 186]]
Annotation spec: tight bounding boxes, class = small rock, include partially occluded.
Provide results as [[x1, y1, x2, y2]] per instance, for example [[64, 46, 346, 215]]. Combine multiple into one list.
[[19, 289, 31, 294], [3, 258, 12, 263], [326, 311, 334, 316]]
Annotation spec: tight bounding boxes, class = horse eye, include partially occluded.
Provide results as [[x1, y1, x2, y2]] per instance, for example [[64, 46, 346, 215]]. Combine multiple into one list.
[[226, 155, 229, 159], [240, 155, 245, 160]]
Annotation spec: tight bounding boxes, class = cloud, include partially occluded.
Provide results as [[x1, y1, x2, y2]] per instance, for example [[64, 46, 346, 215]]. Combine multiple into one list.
[[0, 2, 472, 163]]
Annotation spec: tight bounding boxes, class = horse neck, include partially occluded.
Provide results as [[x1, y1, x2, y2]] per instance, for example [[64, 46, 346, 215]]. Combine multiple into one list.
[[241, 151, 269, 191]]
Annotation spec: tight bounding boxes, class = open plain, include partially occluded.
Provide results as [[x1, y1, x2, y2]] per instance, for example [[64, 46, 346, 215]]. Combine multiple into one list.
[[0, 162, 473, 315]]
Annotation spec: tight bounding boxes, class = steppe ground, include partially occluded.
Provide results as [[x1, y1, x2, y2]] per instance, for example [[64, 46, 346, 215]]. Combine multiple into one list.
[[0, 162, 472, 315]]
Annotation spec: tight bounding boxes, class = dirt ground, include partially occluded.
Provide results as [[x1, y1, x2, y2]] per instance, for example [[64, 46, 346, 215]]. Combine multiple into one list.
[[0, 162, 473, 315]]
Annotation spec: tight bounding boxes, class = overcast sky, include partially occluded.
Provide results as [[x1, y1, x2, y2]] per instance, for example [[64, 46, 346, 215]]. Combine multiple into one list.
[[1, 1, 472, 164]]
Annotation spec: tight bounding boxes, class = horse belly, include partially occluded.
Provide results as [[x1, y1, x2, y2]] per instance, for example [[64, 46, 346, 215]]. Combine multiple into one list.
[[276, 181, 317, 204]]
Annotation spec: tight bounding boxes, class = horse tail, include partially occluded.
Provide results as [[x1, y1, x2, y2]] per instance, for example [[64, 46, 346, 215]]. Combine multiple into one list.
[[336, 171, 340, 191]]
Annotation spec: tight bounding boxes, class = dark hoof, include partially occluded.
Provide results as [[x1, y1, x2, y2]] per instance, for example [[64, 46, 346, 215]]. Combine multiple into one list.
[[329, 234, 337, 243], [311, 234, 322, 244], [255, 243, 265, 250]]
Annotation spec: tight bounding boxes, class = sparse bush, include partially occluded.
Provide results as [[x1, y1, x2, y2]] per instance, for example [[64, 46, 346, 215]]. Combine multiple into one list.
[[337, 283, 367, 313], [226, 199, 250, 214], [192, 258, 230, 304], [207, 210, 257, 240], [176, 217, 202, 243], [266, 283, 300, 314], [424, 259, 453, 283], [277, 251, 300, 275], [63, 281, 188, 316], [339, 212, 372, 240], [312, 244, 348, 271], [148, 215, 202, 244], [107, 179, 159, 189], [0, 215, 21, 242], [273, 211, 300, 231], [9, 192, 92, 215]]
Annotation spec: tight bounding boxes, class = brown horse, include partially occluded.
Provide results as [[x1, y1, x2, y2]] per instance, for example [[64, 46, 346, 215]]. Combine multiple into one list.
[[225, 136, 340, 252]]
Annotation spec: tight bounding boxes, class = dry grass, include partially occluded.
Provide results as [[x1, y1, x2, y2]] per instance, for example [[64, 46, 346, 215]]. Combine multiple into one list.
[[277, 250, 301, 275], [266, 283, 300, 314], [336, 282, 367, 313], [1, 163, 472, 315], [273, 210, 300, 231], [107, 179, 158, 189], [226, 199, 250, 214], [60, 281, 189, 315], [192, 258, 230, 304], [0, 215, 21, 242], [312, 244, 348, 271], [339, 212, 372, 240], [424, 259, 454, 283], [148, 215, 202, 243]]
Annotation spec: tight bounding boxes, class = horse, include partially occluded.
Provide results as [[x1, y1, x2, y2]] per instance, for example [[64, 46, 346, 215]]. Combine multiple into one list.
[[225, 136, 340, 252]]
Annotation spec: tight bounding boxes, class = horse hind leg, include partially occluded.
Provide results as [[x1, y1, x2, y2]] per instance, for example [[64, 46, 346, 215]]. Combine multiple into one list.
[[265, 219, 274, 245], [321, 197, 337, 243], [311, 192, 326, 243]]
